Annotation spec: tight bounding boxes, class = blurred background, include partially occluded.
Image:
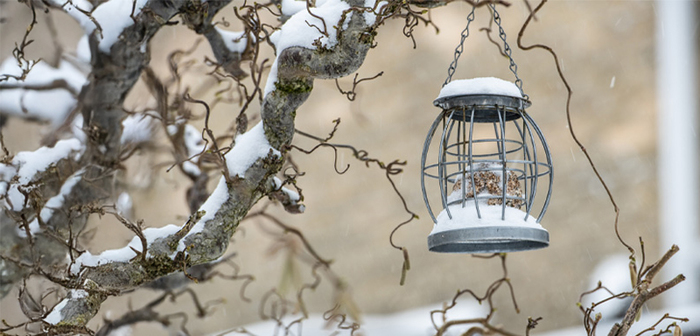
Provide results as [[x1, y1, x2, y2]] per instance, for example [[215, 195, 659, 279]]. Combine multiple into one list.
[[1, 0, 699, 335]]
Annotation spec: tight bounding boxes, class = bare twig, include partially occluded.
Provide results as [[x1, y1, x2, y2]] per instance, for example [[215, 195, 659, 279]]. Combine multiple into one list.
[[1, 1, 39, 83], [432, 254, 523, 336], [248, 211, 332, 267], [334, 71, 384, 101], [0, 79, 80, 96], [517, 0, 632, 253], [635, 314, 689, 336], [293, 120, 418, 285]]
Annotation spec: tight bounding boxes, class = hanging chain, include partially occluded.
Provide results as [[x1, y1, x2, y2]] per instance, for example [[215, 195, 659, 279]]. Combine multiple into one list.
[[443, 6, 476, 87], [442, 4, 529, 100], [490, 4, 528, 100]]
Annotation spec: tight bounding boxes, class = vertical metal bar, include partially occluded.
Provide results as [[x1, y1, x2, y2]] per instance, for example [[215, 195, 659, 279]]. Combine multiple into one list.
[[421, 113, 445, 223], [514, 120, 531, 214], [445, 117, 457, 202], [439, 110, 457, 219], [521, 113, 539, 220], [523, 113, 552, 222], [469, 106, 481, 219], [461, 108, 468, 207], [493, 123, 503, 161], [497, 106, 507, 220]]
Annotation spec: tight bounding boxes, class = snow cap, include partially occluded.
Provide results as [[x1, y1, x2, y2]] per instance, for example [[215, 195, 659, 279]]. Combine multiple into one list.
[[437, 77, 523, 99]]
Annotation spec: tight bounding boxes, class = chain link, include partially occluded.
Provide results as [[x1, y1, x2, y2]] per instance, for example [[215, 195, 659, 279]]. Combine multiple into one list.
[[490, 4, 528, 100], [442, 4, 528, 100], [443, 6, 476, 87]]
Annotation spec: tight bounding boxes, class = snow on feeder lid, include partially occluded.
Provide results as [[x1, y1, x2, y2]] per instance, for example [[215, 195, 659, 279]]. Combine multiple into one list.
[[434, 77, 531, 123], [436, 77, 524, 99]]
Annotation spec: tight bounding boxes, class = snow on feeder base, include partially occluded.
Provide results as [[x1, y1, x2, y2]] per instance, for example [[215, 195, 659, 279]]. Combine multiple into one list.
[[421, 78, 553, 254]]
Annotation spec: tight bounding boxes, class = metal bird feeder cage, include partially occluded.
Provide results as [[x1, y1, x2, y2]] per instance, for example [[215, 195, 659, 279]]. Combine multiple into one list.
[[421, 5, 553, 254]]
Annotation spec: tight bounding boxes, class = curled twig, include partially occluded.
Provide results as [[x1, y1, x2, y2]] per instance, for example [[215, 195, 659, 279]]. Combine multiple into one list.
[[431, 254, 522, 336], [183, 93, 232, 182], [248, 211, 332, 266], [517, 0, 632, 253], [334, 71, 384, 101], [293, 120, 417, 284]]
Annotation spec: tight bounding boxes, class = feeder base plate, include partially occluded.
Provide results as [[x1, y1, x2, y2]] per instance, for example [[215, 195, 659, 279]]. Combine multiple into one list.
[[428, 226, 549, 253]]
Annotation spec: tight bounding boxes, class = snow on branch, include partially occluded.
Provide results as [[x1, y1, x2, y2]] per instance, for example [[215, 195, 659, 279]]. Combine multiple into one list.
[[69, 121, 281, 271], [120, 112, 158, 146], [0, 58, 86, 125], [49, 0, 151, 54], [19, 169, 84, 237], [178, 0, 255, 79], [260, 0, 379, 149], [1, 138, 84, 212], [43, 280, 107, 330], [70, 224, 183, 275], [264, 0, 352, 95], [224, 122, 280, 178], [205, 26, 252, 78], [270, 176, 306, 214], [215, 28, 249, 54], [281, 0, 308, 17]]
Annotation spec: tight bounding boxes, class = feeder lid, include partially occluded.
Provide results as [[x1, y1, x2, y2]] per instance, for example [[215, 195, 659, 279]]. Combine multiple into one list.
[[434, 77, 531, 111]]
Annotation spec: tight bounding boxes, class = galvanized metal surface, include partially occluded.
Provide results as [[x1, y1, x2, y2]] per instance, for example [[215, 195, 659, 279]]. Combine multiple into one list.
[[433, 94, 530, 122], [427, 226, 550, 253]]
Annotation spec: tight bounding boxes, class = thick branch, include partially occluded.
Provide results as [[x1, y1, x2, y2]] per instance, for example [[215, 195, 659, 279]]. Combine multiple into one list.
[[81, 0, 187, 166], [608, 246, 685, 336], [180, 0, 252, 78], [263, 2, 372, 149]]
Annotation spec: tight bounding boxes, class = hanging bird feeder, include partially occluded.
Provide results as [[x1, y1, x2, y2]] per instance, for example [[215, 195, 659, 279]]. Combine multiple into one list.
[[421, 5, 553, 254]]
